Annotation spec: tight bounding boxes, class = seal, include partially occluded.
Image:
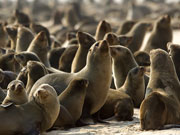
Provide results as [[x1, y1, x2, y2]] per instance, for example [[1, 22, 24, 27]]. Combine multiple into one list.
[[143, 15, 172, 53], [14, 9, 30, 27], [116, 20, 136, 35], [2, 80, 28, 105], [48, 47, 66, 69], [95, 20, 112, 41], [0, 83, 60, 135], [110, 45, 149, 89], [134, 51, 150, 66], [140, 89, 180, 130], [5, 26, 18, 50], [27, 31, 50, 67], [58, 45, 78, 72], [167, 42, 180, 81], [71, 31, 96, 73], [119, 66, 145, 108], [16, 26, 34, 52], [0, 68, 17, 89], [29, 40, 112, 122], [0, 53, 19, 73], [103, 32, 133, 46], [126, 21, 150, 53], [145, 49, 180, 101], [26, 61, 48, 95], [15, 51, 41, 68], [30, 22, 51, 46], [0, 87, 6, 104], [56, 78, 88, 126], [99, 89, 134, 121], [0, 23, 8, 48]]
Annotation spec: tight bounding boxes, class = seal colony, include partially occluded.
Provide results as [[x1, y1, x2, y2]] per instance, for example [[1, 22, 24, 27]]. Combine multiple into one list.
[[0, 0, 180, 134]]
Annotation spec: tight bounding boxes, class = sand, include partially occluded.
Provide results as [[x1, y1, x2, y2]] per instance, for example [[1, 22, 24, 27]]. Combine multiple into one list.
[[43, 109, 180, 135]]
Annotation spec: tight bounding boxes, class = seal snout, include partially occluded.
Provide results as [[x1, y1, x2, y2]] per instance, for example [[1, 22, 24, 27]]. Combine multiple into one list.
[[99, 40, 109, 52]]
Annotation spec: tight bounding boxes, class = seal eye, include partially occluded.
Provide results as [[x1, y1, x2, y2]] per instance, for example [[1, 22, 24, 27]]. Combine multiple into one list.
[[95, 43, 99, 47]]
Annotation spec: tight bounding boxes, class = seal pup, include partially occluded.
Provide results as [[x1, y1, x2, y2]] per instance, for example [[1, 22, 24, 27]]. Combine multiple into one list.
[[143, 15, 172, 53], [71, 31, 96, 73], [140, 89, 180, 130], [55, 78, 88, 127], [15, 51, 41, 68], [29, 40, 112, 122], [95, 20, 112, 41], [116, 20, 136, 35], [2, 80, 28, 105], [26, 61, 48, 95], [99, 89, 134, 121], [126, 21, 151, 53], [119, 66, 145, 108], [0, 83, 60, 135], [134, 51, 150, 66], [145, 49, 180, 101], [0, 68, 17, 89], [167, 42, 180, 81], [16, 26, 34, 52], [59, 45, 78, 72], [27, 31, 50, 67]]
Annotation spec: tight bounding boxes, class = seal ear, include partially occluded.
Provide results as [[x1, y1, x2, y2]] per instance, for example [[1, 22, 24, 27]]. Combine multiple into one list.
[[1, 102, 14, 108]]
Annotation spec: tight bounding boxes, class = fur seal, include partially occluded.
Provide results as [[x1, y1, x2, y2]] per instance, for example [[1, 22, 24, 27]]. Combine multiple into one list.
[[145, 49, 180, 100], [0, 53, 19, 72], [29, 40, 112, 120], [0, 23, 8, 48], [16, 26, 34, 52], [71, 31, 96, 73], [140, 89, 180, 130], [16, 66, 28, 86], [119, 66, 145, 108], [0, 84, 60, 134], [48, 47, 66, 69], [14, 9, 30, 27], [116, 20, 136, 35], [5, 26, 18, 50], [167, 42, 180, 81], [0, 87, 6, 103], [30, 22, 51, 46], [27, 31, 50, 67], [0, 69, 17, 89], [99, 89, 134, 121], [110, 45, 149, 89], [126, 21, 150, 53], [143, 15, 172, 53], [103, 32, 133, 46], [26, 61, 48, 95], [57, 78, 88, 125], [134, 51, 150, 66], [15, 51, 41, 68], [2, 80, 27, 105], [95, 20, 112, 41], [59, 45, 78, 72]]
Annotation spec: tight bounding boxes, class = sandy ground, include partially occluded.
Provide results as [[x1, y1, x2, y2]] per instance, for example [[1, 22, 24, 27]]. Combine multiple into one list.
[[43, 109, 180, 135], [43, 30, 180, 135]]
